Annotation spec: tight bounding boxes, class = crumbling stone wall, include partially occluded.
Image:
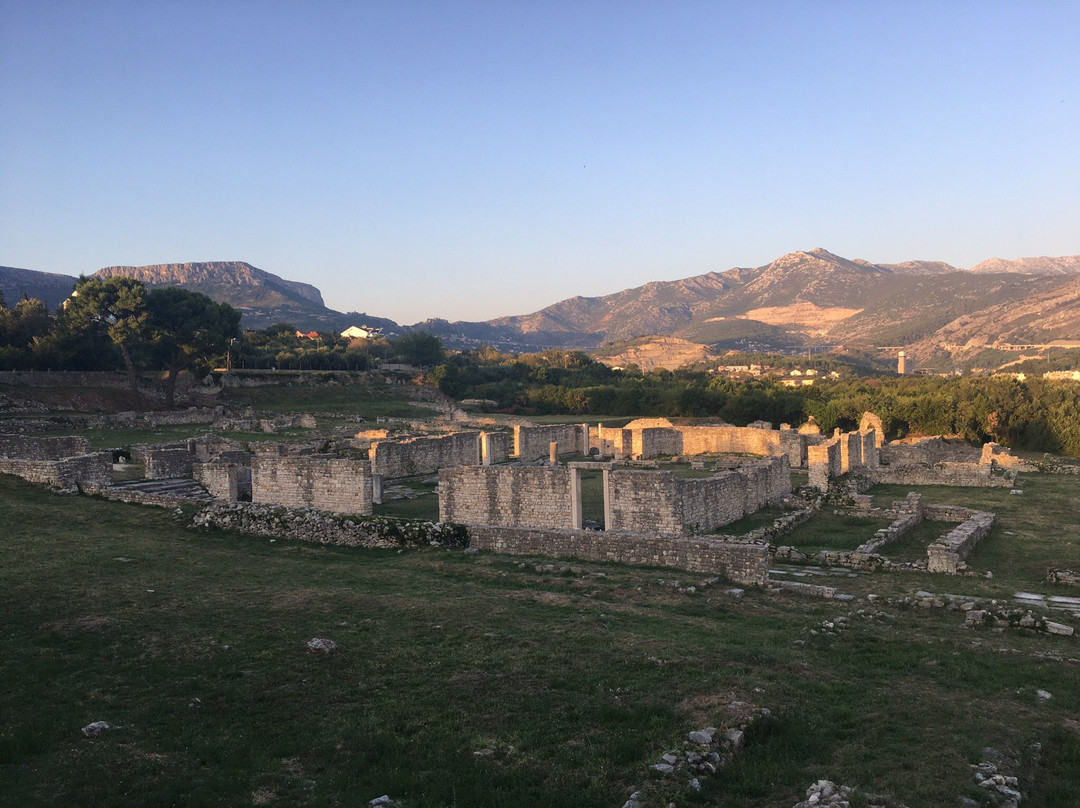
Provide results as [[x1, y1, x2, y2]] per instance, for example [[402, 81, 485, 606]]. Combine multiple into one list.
[[467, 525, 771, 586], [371, 432, 482, 478], [194, 461, 239, 500], [927, 511, 995, 573], [606, 470, 684, 536], [869, 462, 1013, 488], [252, 455, 372, 515], [145, 448, 195, 479], [439, 466, 574, 528], [808, 437, 842, 490], [859, 412, 885, 446], [0, 452, 112, 494], [881, 437, 981, 466], [634, 428, 683, 458], [514, 424, 585, 461], [856, 493, 924, 555], [0, 434, 91, 460]]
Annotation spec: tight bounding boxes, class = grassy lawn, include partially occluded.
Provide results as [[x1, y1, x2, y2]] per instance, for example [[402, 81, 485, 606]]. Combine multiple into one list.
[[2, 472, 1080, 807], [222, 383, 435, 421]]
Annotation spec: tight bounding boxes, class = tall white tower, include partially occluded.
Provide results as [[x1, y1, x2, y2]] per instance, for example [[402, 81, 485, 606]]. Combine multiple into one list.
[[898, 350, 908, 375]]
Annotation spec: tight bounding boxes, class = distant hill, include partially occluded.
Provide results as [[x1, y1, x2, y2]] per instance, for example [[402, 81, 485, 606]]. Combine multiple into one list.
[[418, 247, 1080, 368], [0, 265, 77, 310], [6, 249, 1080, 371]]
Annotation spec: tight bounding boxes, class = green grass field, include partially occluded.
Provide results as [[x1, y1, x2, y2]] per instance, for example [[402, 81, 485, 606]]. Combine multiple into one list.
[[2, 472, 1080, 807]]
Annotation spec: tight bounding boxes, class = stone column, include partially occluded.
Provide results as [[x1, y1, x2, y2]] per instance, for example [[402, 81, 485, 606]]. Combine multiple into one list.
[[372, 474, 384, 505], [549, 441, 559, 466], [570, 466, 582, 530]]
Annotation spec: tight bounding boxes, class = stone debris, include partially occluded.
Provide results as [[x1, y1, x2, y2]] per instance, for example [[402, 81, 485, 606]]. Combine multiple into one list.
[[306, 637, 339, 654], [81, 721, 111, 737], [972, 757, 1024, 807], [624, 703, 768, 806], [791, 780, 853, 808]]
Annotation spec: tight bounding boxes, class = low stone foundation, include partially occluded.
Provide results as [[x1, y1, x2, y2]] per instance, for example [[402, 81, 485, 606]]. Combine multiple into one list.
[[927, 511, 995, 573], [468, 525, 770, 586]]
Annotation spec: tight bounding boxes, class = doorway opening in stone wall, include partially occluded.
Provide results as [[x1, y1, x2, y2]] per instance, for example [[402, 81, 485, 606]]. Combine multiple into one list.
[[577, 467, 607, 530]]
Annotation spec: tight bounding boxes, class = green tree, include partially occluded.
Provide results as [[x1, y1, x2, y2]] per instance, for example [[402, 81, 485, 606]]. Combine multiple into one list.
[[61, 277, 150, 399], [393, 331, 445, 367], [146, 287, 241, 410]]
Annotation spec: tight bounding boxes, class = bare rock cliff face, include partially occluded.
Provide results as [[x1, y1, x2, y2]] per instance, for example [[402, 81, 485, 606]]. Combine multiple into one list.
[[95, 261, 325, 307]]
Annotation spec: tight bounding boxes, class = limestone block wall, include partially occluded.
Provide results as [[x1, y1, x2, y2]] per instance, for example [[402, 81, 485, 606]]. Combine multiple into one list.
[[467, 525, 771, 586], [439, 466, 573, 529], [514, 424, 584, 461], [839, 431, 862, 473], [633, 428, 683, 458], [194, 461, 238, 501], [675, 473, 749, 534], [0, 434, 91, 460], [881, 438, 981, 466], [0, 452, 112, 493], [606, 470, 684, 536], [371, 432, 481, 478], [927, 511, 995, 573], [591, 426, 632, 458], [252, 455, 373, 515], [860, 430, 879, 468], [808, 437, 841, 490], [145, 448, 195, 479], [481, 432, 512, 465]]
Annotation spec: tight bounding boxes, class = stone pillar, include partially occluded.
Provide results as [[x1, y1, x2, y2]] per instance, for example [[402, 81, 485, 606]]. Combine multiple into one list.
[[372, 474, 384, 505], [602, 468, 612, 530], [480, 432, 491, 466], [581, 423, 590, 456], [570, 466, 582, 530], [549, 442, 558, 466]]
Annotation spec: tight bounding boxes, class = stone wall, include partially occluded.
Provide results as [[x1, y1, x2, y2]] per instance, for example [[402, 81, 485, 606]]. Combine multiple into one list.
[[194, 461, 239, 500], [927, 511, 995, 573], [480, 431, 512, 465], [145, 447, 195, 479], [591, 425, 632, 459], [606, 470, 684, 536], [252, 455, 373, 515], [439, 466, 574, 528], [869, 462, 1014, 488], [371, 432, 482, 478], [0, 452, 112, 494], [0, 434, 91, 460], [881, 437, 981, 466], [807, 437, 841, 491], [467, 525, 771, 586], [514, 424, 585, 461]]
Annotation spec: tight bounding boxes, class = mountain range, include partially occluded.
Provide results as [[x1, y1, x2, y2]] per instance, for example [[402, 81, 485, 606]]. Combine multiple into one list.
[[3, 249, 1080, 369]]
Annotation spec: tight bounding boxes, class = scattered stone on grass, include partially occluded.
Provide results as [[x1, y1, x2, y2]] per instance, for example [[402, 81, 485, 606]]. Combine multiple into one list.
[[81, 721, 110, 737], [306, 637, 339, 654]]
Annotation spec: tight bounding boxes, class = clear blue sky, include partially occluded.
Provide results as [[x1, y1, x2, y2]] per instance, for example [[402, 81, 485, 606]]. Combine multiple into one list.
[[2, 1, 1078, 324]]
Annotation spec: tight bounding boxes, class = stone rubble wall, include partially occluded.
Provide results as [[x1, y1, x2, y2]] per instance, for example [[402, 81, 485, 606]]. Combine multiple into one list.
[[927, 511, 995, 573], [923, 503, 981, 522], [856, 493, 925, 555], [439, 466, 574, 529], [371, 431, 482, 478], [514, 424, 585, 461], [194, 461, 239, 500], [252, 455, 373, 515], [881, 437, 981, 466], [0, 434, 91, 461], [467, 525, 771, 586], [0, 452, 112, 494], [145, 447, 195, 479], [869, 461, 1014, 488], [192, 501, 467, 549]]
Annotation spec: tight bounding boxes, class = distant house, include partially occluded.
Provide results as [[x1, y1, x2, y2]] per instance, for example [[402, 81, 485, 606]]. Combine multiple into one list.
[[341, 325, 383, 340], [295, 330, 320, 340]]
